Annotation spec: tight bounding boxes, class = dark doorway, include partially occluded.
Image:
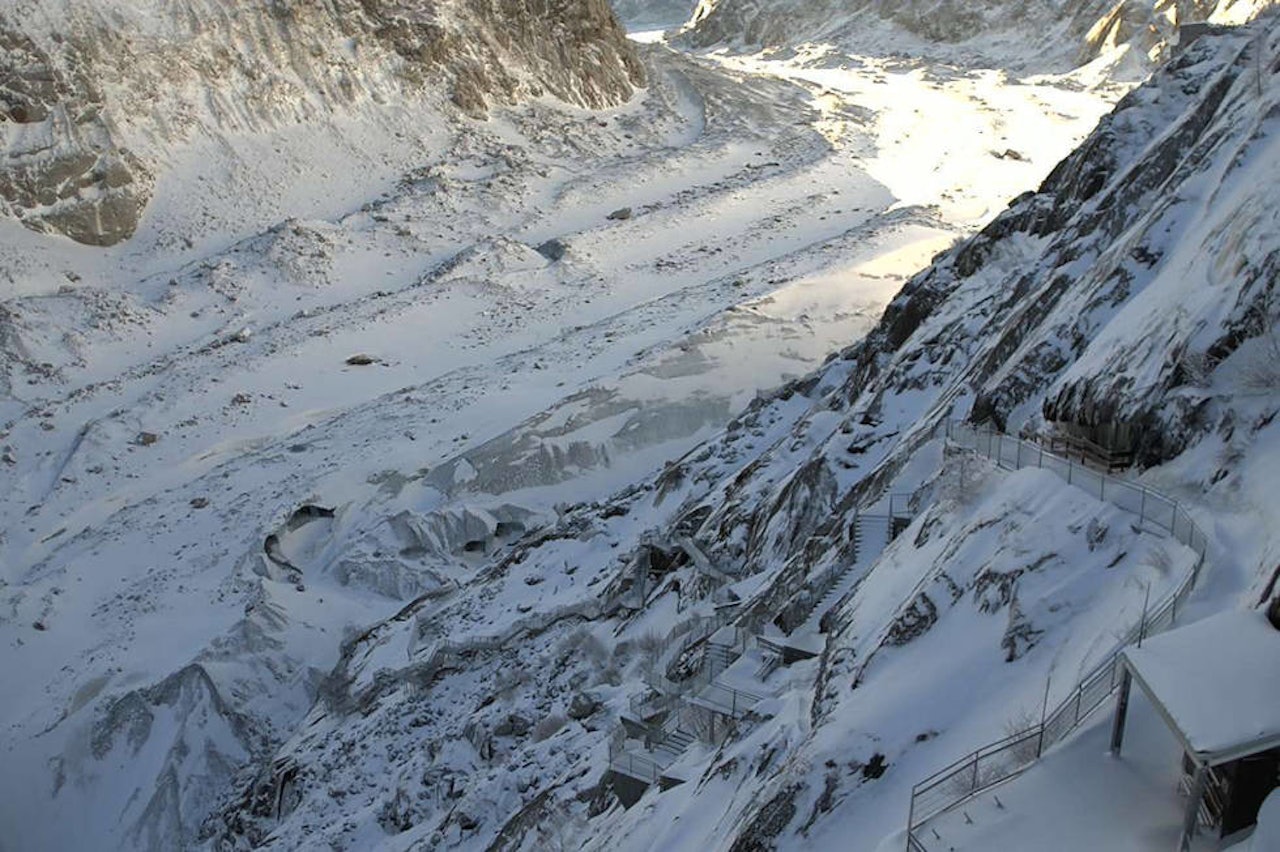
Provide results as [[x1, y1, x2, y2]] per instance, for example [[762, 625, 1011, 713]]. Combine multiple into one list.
[[1221, 749, 1280, 837]]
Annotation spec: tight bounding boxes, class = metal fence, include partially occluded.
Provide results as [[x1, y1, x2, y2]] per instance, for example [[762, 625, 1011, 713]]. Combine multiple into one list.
[[905, 422, 1209, 850], [607, 738, 666, 784]]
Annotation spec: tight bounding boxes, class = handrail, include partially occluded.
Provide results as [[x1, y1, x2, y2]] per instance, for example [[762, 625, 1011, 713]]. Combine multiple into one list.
[[607, 738, 667, 784], [1043, 431, 1134, 472], [904, 421, 1210, 850], [692, 680, 767, 718]]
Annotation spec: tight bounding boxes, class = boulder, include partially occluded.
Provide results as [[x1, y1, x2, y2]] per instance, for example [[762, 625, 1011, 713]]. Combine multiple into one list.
[[536, 238, 567, 261]]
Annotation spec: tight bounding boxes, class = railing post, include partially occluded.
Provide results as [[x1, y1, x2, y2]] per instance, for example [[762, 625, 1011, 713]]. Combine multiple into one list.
[[1067, 458, 1073, 485], [1016, 440, 1022, 468], [1139, 489, 1146, 525], [905, 793, 916, 852], [1137, 583, 1150, 647], [1180, 764, 1209, 852], [1111, 666, 1132, 756]]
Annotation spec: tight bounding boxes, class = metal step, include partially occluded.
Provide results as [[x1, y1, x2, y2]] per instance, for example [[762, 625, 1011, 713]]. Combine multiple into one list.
[[705, 643, 738, 677], [664, 729, 696, 748], [756, 654, 783, 680]]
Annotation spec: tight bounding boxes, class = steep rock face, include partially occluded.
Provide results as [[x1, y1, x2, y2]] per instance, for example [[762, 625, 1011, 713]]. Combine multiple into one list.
[[662, 16, 1278, 585], [682, 0, 1270, 73], [87, 665, 260, 851], [0, 0, 643, 245], [608, 17, 1279, 848], [0, 25, 145, 245]]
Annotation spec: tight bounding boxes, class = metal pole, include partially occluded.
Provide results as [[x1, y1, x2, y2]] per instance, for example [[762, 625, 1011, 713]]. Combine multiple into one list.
[[905, 792, 916, 852], [1110, 666, 1132, 756], [1138, 583, 1151, 647], [1067, 458, 1074, 485], [1037, 673, 1052, 757], [1139, 488, 1146, 525], [1179, 764, 1209, 852]]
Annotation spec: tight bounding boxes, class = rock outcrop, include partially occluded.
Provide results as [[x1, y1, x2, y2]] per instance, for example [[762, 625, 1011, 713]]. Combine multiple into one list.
[[682, 0, 1271, 74], [0, 0, 644, 245]]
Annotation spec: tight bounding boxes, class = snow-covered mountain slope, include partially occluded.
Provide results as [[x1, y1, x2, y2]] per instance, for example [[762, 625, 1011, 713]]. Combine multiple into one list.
[[0, 32, 1130, 849], [3, 4, 1277, 852], [682, 0, 1274, 76], [185, 13, 1280, 852], [0, 0, 643, 245]]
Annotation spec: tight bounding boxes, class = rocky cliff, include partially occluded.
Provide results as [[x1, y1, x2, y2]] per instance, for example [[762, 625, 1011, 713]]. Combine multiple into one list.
[[0, 0, 643, 245], [682, 0, 1272, 73]]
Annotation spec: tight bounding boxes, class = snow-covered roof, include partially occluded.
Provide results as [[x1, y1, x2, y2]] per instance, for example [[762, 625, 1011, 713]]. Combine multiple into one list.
[[1122, 610, 1280, 766]]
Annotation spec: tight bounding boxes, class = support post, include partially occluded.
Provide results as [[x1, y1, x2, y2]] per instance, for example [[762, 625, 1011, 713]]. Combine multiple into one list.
[[1037, 673, 1052, 757], [1179, 764, 1209, 852], [1110, 666, 1132, 756], [1139, 488, 1147, 525], [905, 791, 917, 852], [1138, 584, 1151, 647]]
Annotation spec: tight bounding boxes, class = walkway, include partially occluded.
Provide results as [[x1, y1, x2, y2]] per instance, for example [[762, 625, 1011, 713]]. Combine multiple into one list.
[[906, 421, 1210, 851], [920, 689, 1214, 851]]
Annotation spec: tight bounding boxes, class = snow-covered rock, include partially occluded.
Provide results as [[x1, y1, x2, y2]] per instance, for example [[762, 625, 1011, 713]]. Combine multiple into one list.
[[682, 0, 1274, 77], [0, 0, 643, 244]]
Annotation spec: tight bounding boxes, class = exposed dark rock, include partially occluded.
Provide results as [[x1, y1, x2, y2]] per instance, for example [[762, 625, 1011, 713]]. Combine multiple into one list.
[[493, 713, 532, 737], [536, 239, 568, 261], [1001, 600, 1044, 661], [567, 692, 600, 720], [728, 785, 801, 852], [861, 752, 887, 780]]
